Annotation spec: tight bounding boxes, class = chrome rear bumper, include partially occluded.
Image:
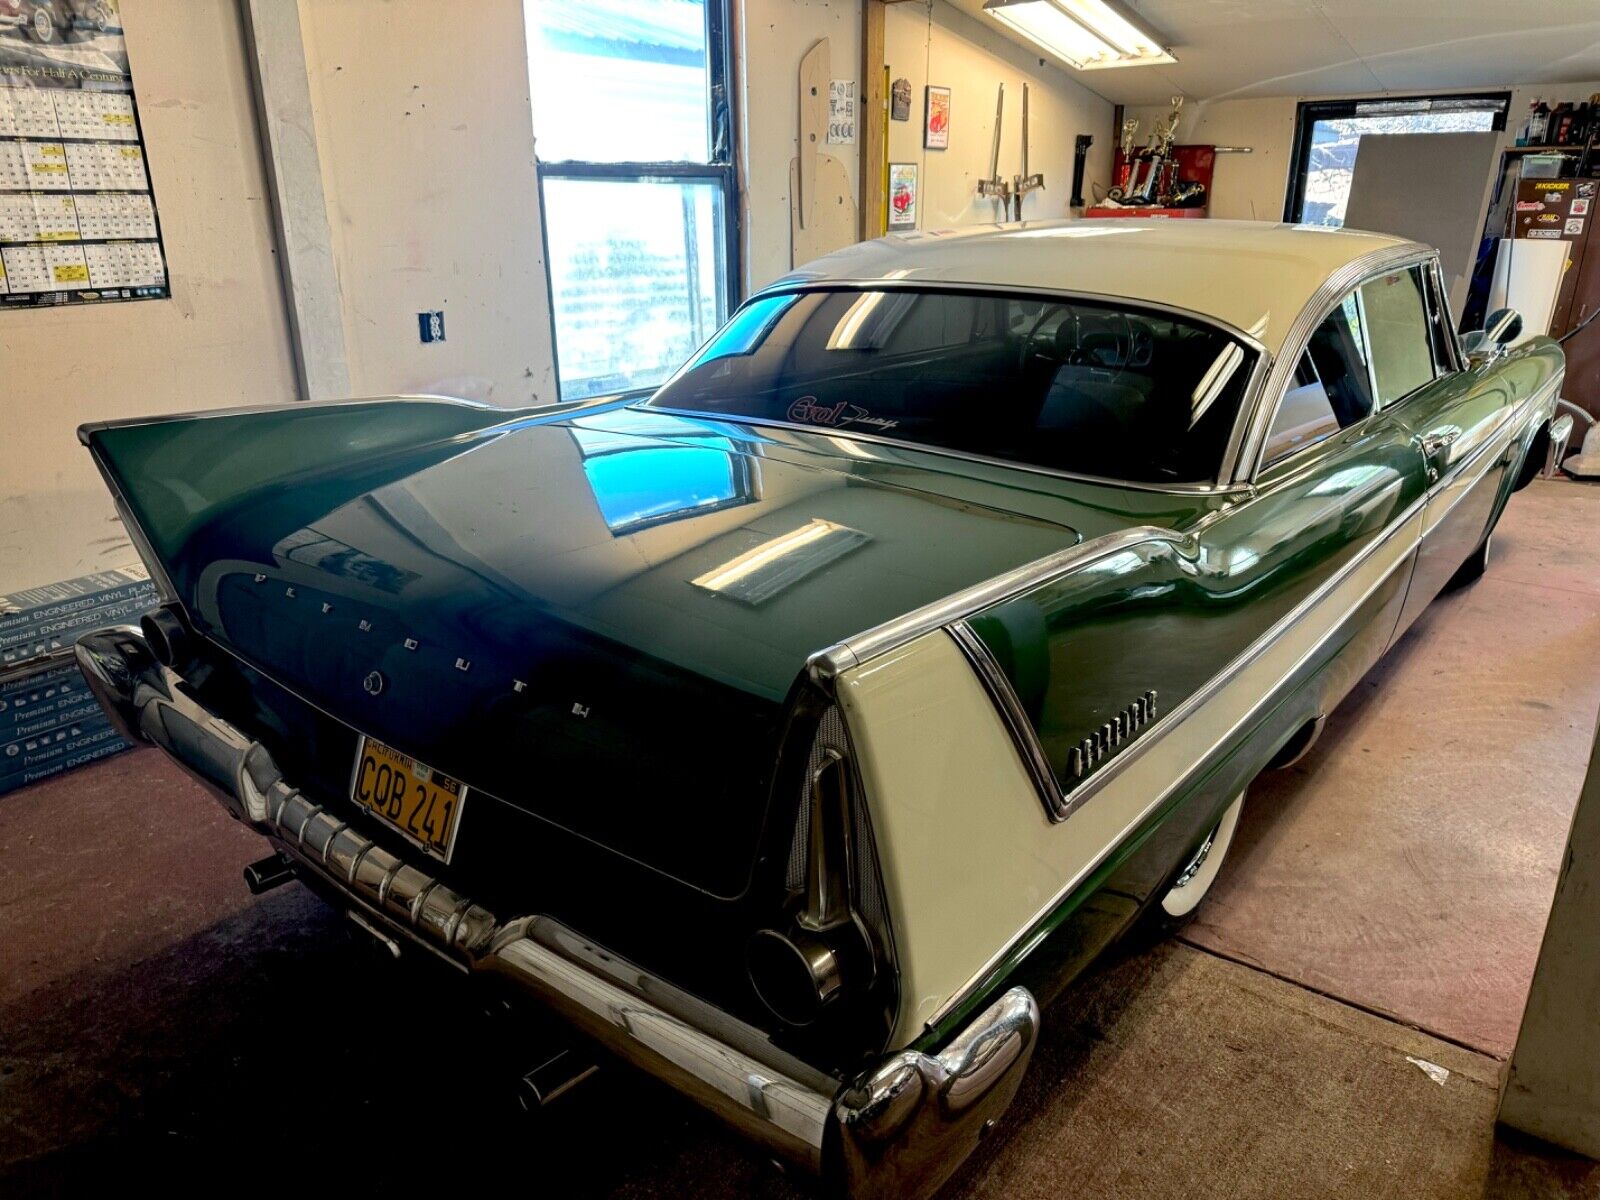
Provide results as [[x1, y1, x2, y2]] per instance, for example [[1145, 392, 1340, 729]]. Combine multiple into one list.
[[75, 627, 1038, 1199]]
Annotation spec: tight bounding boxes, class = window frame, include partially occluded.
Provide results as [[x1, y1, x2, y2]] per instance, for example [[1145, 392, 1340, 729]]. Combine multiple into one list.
[[532, 0, 743, 401], [1257, 254, 1466, 476], [1356, 262, 1446, 412], [1282, 92, 1511, 225], [1259, 287, 1377, 473], [645, 281, 1268, 491]]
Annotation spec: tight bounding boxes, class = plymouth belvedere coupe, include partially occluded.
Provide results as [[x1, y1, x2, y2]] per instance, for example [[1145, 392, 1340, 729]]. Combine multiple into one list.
[[75, 221, 1562, 1198]]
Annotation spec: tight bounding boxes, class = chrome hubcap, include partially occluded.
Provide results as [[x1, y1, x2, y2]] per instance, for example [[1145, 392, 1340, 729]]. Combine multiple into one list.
[[1171, 825, 1218, 891]]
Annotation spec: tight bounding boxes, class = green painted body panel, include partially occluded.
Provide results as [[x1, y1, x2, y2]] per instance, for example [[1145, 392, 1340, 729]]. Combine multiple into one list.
[[78, 319, 1562, 1065], [82, 397, 1225, 904], [969, 408, 1427, 793], [939, 336, 1564, 1049]]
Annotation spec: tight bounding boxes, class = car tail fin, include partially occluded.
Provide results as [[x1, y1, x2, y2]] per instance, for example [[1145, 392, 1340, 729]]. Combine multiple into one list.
[[79, 396, 518, 602]]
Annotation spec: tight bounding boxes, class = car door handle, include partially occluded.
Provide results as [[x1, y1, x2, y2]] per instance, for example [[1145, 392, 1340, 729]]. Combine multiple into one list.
[[1420, 430, 1459, 456]]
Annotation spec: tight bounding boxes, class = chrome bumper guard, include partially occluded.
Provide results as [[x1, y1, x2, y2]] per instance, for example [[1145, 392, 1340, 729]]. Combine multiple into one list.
[[75, 627, 1039, 1200]]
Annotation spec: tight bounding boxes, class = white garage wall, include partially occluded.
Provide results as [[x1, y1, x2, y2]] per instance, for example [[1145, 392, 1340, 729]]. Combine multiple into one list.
[[738, 0, 863, 292], [883, 1, 1112, 230], [297, 0, 558, 409], [1122, 80, 1600, 224], [739, 0, 1115, 292], [0, 0, 298, 595]]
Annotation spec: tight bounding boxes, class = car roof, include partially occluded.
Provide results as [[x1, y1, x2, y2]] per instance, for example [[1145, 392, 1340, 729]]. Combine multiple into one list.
[[766, 219, 1430, 355]]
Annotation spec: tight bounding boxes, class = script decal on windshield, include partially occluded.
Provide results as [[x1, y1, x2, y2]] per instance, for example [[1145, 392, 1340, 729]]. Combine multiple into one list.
[[787, 396, 899, 432]]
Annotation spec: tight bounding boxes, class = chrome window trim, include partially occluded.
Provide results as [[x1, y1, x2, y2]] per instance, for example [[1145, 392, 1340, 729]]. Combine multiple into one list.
[[1362, 261, 1453, 412], [1430, 256, 1466, 374], [744, 278, 1269, 354], [1258, 346, 1339, 475], [947, 621, 1069, 819], [651, 278, 1269, 491], [1234, 242, 1437, 485], [1351, 284, 1382, 409]]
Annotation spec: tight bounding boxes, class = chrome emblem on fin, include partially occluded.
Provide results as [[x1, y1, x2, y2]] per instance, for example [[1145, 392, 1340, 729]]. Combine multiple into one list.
[[1070, 690, 1157, 780]]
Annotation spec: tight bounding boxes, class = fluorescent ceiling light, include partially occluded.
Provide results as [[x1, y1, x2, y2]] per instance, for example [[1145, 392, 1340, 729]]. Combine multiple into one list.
[[983, 0, 1175, 70]]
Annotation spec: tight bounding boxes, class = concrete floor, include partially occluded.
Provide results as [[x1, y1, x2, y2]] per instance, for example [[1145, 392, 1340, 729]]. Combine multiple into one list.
[[3, 479, 1599, 1196], [1186, 478, 1600, 1058]]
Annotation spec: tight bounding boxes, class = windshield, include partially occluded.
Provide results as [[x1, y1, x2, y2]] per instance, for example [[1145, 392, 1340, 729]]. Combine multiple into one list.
[[645, 288, 1257, 484]]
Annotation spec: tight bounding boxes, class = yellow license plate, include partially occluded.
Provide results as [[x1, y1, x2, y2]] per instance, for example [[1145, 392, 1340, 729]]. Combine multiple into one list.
[[350, 737, 466, 862]]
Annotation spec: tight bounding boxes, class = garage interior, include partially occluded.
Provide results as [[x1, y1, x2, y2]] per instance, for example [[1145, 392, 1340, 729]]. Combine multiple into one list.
[[4, 2, 1600, 1197]]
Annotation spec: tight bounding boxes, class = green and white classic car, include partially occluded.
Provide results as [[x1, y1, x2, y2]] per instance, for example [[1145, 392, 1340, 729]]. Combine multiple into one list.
[[75, 221, 1562, 1198]]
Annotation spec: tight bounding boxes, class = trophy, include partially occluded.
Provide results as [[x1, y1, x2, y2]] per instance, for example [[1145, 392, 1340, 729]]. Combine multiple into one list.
[[1110, 116, 1140, 198]]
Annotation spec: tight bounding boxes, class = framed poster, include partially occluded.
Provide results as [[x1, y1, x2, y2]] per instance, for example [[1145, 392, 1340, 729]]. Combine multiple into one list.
[[924, 85, 951, 150], [888, 163, 917, 229], [0, 1, 170, 308]]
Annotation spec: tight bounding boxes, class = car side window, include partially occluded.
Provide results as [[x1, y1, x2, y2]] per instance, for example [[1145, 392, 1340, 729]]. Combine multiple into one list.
[[1359, 265, 1437, 405], [1261, 292, 1375, 468]]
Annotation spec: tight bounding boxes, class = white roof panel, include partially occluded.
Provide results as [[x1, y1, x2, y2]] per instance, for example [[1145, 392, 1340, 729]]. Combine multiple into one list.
[[769, 219, 1427, 354]]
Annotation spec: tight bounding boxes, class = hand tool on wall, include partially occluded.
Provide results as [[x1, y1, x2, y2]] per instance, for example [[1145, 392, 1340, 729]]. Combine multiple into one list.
[[1011, 83, 1044, 220], [977, 83, 1011, 211]]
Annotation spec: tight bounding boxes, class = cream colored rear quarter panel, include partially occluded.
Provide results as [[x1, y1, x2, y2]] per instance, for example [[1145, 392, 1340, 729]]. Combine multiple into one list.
[[837, 503, 1427, 1049], [836, 631, 1057, 1048]]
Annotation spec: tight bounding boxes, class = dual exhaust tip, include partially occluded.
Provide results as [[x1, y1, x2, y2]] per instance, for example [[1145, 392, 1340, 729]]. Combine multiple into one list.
[[139, 602, 194, 672]]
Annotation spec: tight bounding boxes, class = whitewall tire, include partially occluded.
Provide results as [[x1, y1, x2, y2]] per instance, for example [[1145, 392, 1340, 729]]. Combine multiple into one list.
[[1159, 789, 1244, 919]]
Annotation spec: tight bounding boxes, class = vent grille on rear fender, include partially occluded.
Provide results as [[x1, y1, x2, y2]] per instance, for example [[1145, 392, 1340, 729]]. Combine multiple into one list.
[[784, 706, 886, 934]]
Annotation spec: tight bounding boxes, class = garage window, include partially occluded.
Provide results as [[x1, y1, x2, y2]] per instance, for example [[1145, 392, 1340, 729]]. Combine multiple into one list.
[[528, 0, 739, 400], [1284, 94, 1509, 227]]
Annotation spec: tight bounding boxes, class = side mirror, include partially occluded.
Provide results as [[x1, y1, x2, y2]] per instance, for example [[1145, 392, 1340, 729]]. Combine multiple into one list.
[[1485, 307, 1524, 346], [1465, 307, 1524, 366]]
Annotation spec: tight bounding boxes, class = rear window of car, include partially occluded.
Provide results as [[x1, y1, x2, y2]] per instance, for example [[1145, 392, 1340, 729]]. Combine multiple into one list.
[[645, 288, 1257, 484]]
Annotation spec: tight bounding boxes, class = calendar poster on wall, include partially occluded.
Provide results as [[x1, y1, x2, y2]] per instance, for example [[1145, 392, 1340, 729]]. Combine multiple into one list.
[[0, 1, 168, 308]]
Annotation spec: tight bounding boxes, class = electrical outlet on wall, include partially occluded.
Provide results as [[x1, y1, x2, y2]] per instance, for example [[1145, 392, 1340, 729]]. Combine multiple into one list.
[[418, 311, 445, 343]]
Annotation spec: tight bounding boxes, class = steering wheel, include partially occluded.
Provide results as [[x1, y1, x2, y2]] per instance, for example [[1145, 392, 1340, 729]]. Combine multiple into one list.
[[1017, 304, 1067, 373]]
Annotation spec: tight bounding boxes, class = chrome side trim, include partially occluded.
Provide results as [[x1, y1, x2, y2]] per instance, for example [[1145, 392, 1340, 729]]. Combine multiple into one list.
[[809, 524, 1188, 681], [947, 621, 1068, 818], [1234, 242, 1437, 484], [73, 626, 1040, 1198]]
